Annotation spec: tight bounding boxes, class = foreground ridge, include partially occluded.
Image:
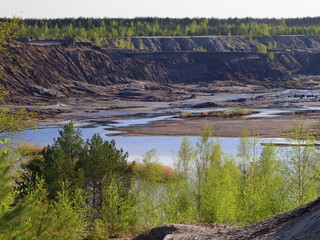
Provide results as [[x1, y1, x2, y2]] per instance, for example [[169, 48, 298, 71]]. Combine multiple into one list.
[[133, 196, 320, 240]]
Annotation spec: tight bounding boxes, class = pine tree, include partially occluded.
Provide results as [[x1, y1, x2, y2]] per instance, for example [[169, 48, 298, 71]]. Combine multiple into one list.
[[41, 122, 84, 199], [78, 133, 131, 220]]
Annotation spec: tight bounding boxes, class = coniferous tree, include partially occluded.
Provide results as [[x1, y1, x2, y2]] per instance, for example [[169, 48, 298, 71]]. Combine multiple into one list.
[[78, 133, 131, 220], [41, 123, 84, 199]]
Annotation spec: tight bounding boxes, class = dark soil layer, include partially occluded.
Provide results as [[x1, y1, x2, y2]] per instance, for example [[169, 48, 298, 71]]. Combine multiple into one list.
[[133, 197, 320, 239], [1, 37, 320, 102]]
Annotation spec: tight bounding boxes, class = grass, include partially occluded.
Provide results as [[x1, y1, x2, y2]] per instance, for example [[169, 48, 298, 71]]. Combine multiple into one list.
[[18, 144, 45, 155]]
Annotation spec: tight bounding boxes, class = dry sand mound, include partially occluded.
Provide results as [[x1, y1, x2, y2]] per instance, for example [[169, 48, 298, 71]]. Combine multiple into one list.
[[133, 197, 320, 240]]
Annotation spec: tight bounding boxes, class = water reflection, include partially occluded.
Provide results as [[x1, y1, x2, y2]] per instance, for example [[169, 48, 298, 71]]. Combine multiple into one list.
[[20, 127, 282, 167]]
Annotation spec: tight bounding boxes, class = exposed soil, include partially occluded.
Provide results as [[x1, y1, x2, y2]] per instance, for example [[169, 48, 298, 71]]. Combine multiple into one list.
[[111, 118, 302, 138], [7, 88, 320, 138], [133, 196, 320, 240], [2, 38, 320, 101]]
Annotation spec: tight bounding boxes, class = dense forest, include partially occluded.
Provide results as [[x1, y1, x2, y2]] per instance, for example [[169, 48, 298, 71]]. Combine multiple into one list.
[[2, 17, 320, 42]]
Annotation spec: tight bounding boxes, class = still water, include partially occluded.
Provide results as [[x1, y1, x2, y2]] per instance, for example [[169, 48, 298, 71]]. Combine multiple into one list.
[[19, 127, 281, 167]]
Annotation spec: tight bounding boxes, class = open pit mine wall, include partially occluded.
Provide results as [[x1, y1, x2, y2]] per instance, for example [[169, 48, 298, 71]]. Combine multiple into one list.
[[1, 36, 319, 97], [104, 35, 320, 52]]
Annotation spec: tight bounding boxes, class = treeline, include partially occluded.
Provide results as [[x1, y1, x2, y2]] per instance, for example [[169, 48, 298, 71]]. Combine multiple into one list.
[[1, 121, 320, 239], [2, 17, 320, 41]]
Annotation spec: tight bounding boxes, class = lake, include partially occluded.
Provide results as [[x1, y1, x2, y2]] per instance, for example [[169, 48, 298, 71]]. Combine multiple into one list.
[[19, 127, 282, 167]]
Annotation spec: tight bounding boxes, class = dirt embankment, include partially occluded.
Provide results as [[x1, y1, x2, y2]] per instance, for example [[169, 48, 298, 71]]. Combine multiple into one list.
[[133, 196, 320, 240], [1, 37, 319, 101], [104, 35, 320, 52]]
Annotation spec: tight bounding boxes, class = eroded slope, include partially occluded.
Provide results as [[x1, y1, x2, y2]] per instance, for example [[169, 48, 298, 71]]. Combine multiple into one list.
[[0, 37, 319, 101]]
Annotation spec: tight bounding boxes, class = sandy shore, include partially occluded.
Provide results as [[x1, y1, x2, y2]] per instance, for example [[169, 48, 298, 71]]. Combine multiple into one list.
[[12, 89, 320, 138], [111, 117, 319, 138]]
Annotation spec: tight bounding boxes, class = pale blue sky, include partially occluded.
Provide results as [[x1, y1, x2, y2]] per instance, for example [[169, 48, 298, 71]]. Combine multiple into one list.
[[1, 0, 319, 19]]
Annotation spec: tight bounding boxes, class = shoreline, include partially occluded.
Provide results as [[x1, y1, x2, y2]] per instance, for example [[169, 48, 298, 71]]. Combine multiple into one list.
[[106, 117, 316, 138]]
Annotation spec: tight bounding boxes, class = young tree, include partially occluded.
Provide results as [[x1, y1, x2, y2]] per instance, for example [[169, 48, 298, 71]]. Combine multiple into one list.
[[237, 129, 268, 223], [42, 122, 84, 199], [100, 176, 136, 238], [1, 139, 87, 240], [282, 121, 319, 208], [257, 144, 288, 218], [237, 129, 251, 173], [171, 137, 197, 222], [133, 149, 163, 231], [175, 137, 195, 180], [78, 133, 131, 220], [195, 125, 213, 217]]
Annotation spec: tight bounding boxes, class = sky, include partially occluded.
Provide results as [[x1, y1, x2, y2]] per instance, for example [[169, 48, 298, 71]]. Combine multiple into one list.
[[1, 0, 319, 19]]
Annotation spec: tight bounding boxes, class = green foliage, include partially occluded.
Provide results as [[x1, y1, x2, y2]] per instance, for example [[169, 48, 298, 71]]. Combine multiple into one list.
[[267, 41, 274, 49], [282, 121, 320, 207], [40, 122, 84, 199], [236, 131, 287, 223], [0, 140, 87, 240], [268, 52, 275, 60], [172, 138, 197, 221], [2, 17, 320, 43], [257, 44, 268, 53], [101, 177, 136, 237], [237, 128, 251, 172], [199, 46, 207, 52], [0, 102, 35, 136], [20, 123, 134, 238], [257, 145, 288, 216], [0, 19, 88, 240], [117, 38, 134, 49], [19, 182, 87, 240], [0, 19, 35, 134], [5, 116, 320, 238], [200, 146, 240, 223], [0, 18, 24, 78], [132, 149, 163, 231], [175, 137, 195, 180], [79, 133, 130, 220]]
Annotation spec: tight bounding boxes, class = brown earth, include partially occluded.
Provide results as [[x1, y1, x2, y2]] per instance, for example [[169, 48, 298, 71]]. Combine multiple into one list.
[[111, 118, 304, 138], [133, 196, 320, 240], [1, 38, 320, 103]]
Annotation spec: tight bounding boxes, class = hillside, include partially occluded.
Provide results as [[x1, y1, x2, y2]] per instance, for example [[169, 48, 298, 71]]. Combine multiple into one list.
[[1, 36, 320, 101], [104, 35, 320, 52]]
